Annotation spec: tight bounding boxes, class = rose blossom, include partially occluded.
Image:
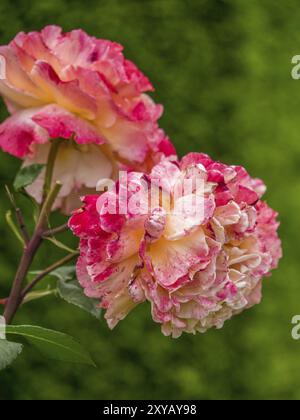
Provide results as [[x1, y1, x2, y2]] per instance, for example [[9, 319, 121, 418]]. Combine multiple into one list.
[[0, 26, 175, 212], [69, 153, 282, 337]]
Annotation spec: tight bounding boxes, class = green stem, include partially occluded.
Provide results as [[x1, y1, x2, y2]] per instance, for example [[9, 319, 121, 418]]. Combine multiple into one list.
[[5, 210, 25, 246], [23, 289, 57, 304], [3, 232, 43, 324], [37, 182, 62, 232], [4, 183, 62, 325], [42, 138, 63, 203], [20, 252, 79, 301], [3, 137, 71, 325], [43, 223, 69, 237]]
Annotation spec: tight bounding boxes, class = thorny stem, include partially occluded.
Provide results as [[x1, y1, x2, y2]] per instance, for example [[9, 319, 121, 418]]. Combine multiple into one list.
[[3, 138, 66, 325], [15, 208, 30, 245], [3, 234, 43, 324], [3, 182, 62, 325]]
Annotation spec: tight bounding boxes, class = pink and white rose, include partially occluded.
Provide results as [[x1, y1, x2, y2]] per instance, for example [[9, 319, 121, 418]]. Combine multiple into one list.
[[69, 153, 282, 337], [0, 26, 175, 212]]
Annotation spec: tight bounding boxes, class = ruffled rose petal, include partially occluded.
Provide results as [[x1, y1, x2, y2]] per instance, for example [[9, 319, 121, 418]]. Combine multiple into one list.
[[30, 61, 97, 120], [144, 228, 210, 287], [70, 155, 282, 336], [26, 142, 113, 207], [32, 104, 105, 144], [164, 195, 215, 241], [0, 26, 176, 213], [0, 109, 48, 158]]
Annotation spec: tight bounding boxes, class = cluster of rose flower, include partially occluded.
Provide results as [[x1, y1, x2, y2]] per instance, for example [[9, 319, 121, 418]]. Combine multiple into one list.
[[0, 26, 282, 337]]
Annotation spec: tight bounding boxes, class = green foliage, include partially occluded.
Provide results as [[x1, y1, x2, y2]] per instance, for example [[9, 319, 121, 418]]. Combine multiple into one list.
[[53, 266, 102, 320], [13, 164, 45, 191], [5, 325, 95, 367], [0, 0, 298, 400], [0, 340, 23, 371], [43, 237, 77, 254]]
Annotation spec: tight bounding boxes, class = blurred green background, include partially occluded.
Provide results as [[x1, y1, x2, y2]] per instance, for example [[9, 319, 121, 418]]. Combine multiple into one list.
[[0, 0, 298, 400]]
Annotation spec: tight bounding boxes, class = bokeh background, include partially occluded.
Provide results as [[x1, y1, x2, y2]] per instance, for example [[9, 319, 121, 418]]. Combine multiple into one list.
[[0, 0, 299, 400]]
